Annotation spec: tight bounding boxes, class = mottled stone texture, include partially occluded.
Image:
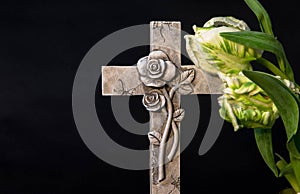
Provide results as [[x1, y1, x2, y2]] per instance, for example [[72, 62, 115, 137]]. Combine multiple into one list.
[[102, 65, 222, 96]]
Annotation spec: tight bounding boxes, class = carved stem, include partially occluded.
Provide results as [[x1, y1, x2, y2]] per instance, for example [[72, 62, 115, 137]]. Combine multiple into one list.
[[167, 86, 180, 162], [158, 87, 173, 182], [167, 120, 179, 162], [169, 85, 179, 99]]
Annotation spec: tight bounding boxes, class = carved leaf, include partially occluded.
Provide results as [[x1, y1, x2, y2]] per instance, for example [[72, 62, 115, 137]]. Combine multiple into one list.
[[169, 74, 181, 87], [178, 84, 193, 95], [180, 69, 195, 85], [173, 109, 185, 122], [148, 131, 161, 145]]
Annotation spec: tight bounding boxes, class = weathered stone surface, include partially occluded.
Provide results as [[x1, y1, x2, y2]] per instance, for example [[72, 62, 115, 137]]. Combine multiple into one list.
[[102, 65, 222, 96]]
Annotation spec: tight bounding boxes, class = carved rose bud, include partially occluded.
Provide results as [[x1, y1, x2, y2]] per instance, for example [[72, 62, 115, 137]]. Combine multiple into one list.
[[142, 90, 166, 112], [137, 50, 177, 87], [185, 16, 262, 75]]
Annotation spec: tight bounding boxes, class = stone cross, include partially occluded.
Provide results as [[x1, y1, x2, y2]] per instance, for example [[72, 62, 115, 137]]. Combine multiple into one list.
[[102, 21, 222, 194]]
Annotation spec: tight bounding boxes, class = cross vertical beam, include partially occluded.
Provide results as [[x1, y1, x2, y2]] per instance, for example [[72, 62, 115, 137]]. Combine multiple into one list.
[[149, 21, 181, 194]]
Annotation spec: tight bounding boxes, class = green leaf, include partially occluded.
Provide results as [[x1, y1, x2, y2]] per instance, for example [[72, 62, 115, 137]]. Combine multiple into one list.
[[288, 140, 300, 192], [276, 157, 300, 192], [295, 129, 300, 158], [256, 57, 288, 80], [243, 71, 299, 142], [290, 155, 300, 192], [254, 128, 278, 176], [244, 0, 274, 36], [278, 163, 293, 177], [279, 188, 297, 194], [243, 0, 295, 81], [283, 58, 295, 82], [220, 31, 280, 55], [276, 153, 288, 165], [220, 31, 295, 81], [288, 139, 300, 159]]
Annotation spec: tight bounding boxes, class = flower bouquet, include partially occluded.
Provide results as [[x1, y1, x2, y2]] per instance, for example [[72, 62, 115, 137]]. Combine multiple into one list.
[[185, 0, 300, 193]]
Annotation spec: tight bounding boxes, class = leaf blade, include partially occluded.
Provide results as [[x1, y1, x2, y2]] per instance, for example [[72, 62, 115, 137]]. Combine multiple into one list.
[[290, 154, 300, 192], [220, 31, 281, 58], [287, 139, 300, 192], [276, 159, 300, 192], [243, 70, 299, 142], [244, 0, 274, 36], [254, 128, 278, 177], [220, 31, 294, 81]]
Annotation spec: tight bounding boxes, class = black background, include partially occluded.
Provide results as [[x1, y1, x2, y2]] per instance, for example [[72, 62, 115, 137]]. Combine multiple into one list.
[[1, 0, 299, 193]]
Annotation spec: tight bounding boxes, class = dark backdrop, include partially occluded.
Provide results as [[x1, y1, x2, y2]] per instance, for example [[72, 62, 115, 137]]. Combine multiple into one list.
[[1, 0, 299, 193]]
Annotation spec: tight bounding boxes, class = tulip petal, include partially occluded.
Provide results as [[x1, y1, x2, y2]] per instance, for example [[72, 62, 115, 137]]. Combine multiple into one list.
[[203, 16, 250, 31], [185, 35, 219, 74]]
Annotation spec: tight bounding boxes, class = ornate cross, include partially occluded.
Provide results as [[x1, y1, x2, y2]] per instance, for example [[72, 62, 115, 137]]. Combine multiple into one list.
[[102, 21, 222, 194]]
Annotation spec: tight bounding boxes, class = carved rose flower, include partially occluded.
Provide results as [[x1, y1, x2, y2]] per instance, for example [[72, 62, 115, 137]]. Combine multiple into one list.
[[137, 50, 177, 87], [142, 90, 166, 112]]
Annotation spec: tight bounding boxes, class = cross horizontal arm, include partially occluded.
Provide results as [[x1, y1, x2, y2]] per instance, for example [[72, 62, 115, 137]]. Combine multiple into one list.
[[102, 65, 223, 96]]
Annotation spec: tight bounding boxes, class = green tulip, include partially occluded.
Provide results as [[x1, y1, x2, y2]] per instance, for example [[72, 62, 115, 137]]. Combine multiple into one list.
[[185, 16, 262, 75], [218, 72, 279, 131]]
